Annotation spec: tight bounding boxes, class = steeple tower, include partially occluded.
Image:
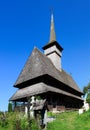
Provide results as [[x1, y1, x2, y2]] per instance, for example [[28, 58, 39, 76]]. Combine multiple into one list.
[[49, 13, 56, 42], [43, 13, 63, 71]]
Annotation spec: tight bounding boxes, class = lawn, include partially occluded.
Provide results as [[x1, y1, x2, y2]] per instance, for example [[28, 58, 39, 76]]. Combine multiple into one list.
[[0, 110, 90, 130]]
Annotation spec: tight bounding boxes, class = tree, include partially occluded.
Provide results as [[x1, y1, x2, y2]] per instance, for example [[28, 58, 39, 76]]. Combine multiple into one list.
[[83, 82, 90, 103], [83, 86, 88, 94], [8, 102, 12, 112], [87, 93, 90, 103]]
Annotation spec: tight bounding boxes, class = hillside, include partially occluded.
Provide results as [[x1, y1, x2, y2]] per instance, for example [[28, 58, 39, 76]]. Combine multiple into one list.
[[47, 110, 90, 130], [0, 110, 90, 130]]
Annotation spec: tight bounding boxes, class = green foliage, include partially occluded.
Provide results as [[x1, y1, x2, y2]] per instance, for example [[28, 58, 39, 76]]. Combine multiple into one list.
[[20, 117, 28, 130], [0, 111, 90, 130], [83, 86, 88, 94], [13, 118, 22, 130], [35, 96, 42, 100], [86, 93, 90, 103], [88, 83, 90, 89], [47, 111, 56, 117], [31, 118, 41, 130], [8, 102, 12, 112], [13, 112, 41, 130], [0, 112, 41, 130], [0, 112, 8, 128], [83, 83, 90, 94], [83, 83, 90, 103]]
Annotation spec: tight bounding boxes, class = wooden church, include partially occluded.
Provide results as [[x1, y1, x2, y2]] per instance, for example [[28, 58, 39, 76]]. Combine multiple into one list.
[[10, 14, 83, 111]]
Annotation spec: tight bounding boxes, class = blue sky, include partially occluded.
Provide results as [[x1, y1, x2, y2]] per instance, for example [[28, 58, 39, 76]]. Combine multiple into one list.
[[0, 0, 90, 111]]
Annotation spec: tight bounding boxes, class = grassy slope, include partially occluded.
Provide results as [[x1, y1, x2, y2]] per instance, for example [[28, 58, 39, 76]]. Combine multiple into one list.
[[47, 110, 90, 130], [0, 110, 90, 130]]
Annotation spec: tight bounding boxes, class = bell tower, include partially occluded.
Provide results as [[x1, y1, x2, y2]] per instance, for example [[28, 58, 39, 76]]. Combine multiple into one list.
[[42, 13, 63, 71]]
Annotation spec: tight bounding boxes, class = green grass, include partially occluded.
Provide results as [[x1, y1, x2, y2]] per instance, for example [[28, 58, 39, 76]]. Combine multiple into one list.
[[0, 112, 41, 130], [47, 110, 90, 130], [0, 112, 19, 130], [0, 110, 90, 130]]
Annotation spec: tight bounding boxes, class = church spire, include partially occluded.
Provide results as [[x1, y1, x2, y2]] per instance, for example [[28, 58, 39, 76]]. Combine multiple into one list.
[[49, 13, 56, 42], [43, 12, 63, 71]]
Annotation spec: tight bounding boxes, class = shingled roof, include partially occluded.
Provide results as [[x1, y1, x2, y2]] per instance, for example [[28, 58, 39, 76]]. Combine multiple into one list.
[[14, 47, 82, 93], [10, 83, 83, 101]]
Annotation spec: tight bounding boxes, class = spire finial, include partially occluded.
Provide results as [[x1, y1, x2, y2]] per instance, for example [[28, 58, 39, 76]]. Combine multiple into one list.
[[49, 10, 56, 42]]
